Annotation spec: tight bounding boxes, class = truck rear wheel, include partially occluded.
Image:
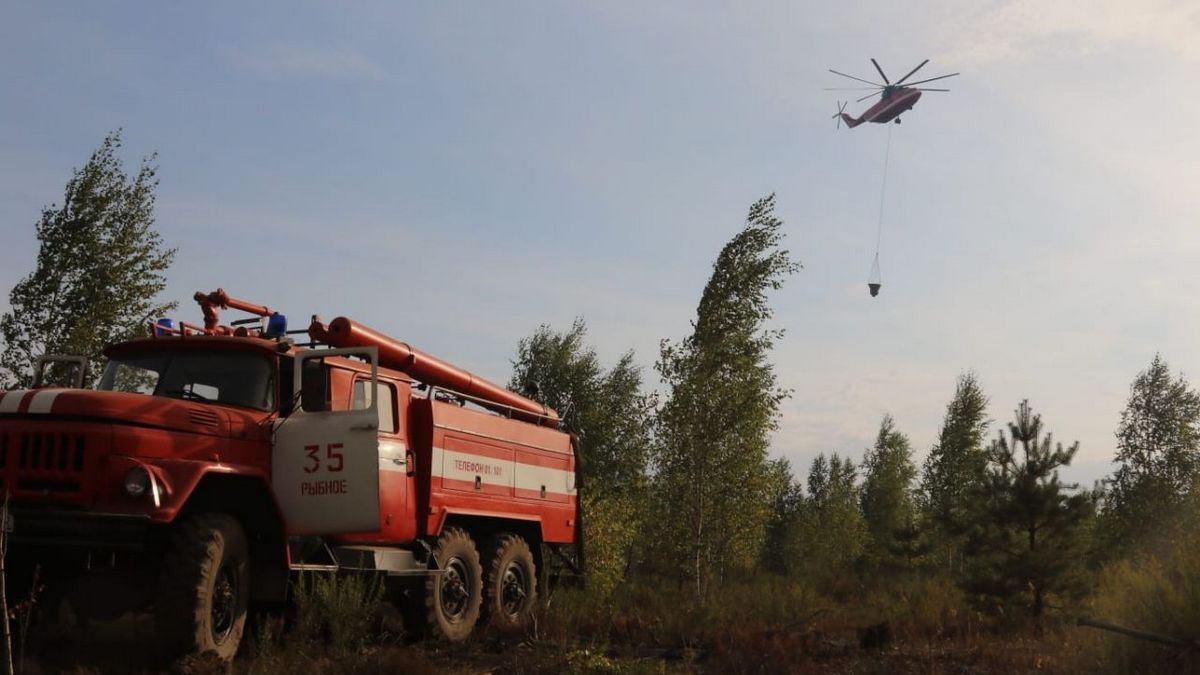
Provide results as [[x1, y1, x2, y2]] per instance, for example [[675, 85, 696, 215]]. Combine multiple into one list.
[[425, 527, 482, 642], [155, 514, 249, 662], [482, 533, 537, 633]]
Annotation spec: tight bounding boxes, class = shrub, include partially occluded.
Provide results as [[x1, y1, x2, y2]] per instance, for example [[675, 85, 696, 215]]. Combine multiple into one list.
[[292, 571, 386, 651], [1076, 526, 1200, 673]]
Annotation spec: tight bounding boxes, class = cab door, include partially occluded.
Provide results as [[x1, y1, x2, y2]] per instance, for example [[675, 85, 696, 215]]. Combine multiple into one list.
[[272, 348, 381, 535], [344, 375, 418, 543]]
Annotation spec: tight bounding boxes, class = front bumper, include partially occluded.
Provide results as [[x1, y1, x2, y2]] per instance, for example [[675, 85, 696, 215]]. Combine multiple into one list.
[[7, 508, 151, 549]]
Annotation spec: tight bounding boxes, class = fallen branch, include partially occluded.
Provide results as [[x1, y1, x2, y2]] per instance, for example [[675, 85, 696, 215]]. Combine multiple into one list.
[[1077, 616, 1200, 650]]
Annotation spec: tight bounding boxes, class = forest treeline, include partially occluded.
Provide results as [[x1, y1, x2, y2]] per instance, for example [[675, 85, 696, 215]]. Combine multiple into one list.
[[508, 195, 1200, 669]]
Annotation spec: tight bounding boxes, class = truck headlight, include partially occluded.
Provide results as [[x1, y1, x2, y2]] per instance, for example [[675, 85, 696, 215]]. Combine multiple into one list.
[[123, 467, 151, 498]]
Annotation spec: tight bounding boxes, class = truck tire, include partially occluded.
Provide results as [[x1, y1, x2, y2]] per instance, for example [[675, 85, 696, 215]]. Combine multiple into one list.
[[155, 514, 249, 662], [482, 533, 537, 633], [425, 527, 482, 642]]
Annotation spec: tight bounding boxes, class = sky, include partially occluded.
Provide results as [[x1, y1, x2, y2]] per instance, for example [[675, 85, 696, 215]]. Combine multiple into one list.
[[2, 1, 1198, 487]]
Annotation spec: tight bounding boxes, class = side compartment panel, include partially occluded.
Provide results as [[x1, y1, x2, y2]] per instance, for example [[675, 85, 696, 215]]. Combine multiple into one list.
[[421, 399, 577, 543], [514, 449, 570, 504], [438, 435, 514, 497]]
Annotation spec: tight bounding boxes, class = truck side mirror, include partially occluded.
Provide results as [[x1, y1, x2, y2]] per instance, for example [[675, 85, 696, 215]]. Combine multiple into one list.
[[300, 359, 329, 412], [292, 347, 378, 415], [33, 355, 89, 389]]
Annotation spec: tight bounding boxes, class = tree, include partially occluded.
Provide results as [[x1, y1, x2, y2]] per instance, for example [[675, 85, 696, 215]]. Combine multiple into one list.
[[1, 130, 176, 388], [920, 372, 990, 567], [509, 318, 654, 498], [761, 457, 804, 574], [508, 319, 655, 594], [962, 400, 1096, 618], [1102, 354, 1200, 551], [790, 453, 866, 579], [860, 415, 919, 569], [650, 194, 800, 598]]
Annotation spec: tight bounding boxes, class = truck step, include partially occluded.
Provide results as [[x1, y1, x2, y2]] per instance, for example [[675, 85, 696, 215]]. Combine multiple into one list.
[[331, 545, 429, 576]]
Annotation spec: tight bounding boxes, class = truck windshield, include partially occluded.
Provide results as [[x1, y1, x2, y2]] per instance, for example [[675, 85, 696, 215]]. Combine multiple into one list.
[[97, 351, 275, 411]]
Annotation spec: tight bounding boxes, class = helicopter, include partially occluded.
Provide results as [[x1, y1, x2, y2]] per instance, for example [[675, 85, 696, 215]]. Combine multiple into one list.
[[827, 59, 958, 128]]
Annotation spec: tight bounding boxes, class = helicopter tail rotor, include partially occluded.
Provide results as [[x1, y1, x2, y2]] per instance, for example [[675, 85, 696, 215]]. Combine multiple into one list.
[[832, 100, 848, 129]]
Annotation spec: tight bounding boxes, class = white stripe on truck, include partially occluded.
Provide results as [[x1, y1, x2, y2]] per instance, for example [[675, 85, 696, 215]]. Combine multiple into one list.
[[27, 390, 62, 414], [430, 446, 575, 495], [0, 390, 29, 414]]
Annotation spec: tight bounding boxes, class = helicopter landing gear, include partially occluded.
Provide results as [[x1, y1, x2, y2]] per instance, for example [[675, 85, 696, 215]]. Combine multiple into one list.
[[895, 118, 902, 124]]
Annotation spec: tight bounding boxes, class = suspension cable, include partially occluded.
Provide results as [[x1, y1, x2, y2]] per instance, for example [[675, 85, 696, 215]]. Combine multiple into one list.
[[875, 124, 893, 255]]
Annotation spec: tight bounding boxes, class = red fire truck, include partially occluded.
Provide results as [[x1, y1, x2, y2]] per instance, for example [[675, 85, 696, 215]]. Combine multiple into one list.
[[0, 289, 582, 661]]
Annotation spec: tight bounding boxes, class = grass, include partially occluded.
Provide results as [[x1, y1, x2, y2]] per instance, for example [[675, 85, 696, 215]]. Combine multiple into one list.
[[13, 565, 1128, 674], [244, 571, 389, 674], [528, 572, 1080, 675]]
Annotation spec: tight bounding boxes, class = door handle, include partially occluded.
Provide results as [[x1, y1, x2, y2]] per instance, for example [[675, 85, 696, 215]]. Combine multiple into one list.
[[349, 422, 378, 431]]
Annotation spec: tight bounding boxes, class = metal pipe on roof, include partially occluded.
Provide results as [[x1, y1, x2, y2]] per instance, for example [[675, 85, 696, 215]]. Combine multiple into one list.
[[309, 316, 560, 429]]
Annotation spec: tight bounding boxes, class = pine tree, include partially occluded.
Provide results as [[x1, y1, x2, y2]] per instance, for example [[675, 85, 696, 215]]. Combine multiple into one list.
[[651, 194, 799, 598], [1102, 354, 1200, 552], [1, 130, 176, 387], [962, 400, 1096, 618], [920, 372, 990, 567], [861, 415, 919, 569]]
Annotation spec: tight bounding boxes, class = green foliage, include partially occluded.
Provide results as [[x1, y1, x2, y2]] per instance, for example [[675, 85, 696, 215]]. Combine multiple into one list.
[[961, 400, 1096, 618], [581, 490, 642, 597], [790, 453, 866, 580], [1079, 511, 1200, 673], [292, 572, 385, 651], [920, 372, 991, 568], [1100, 353, 1200, 555], [508, 319, 654, 596], [860, 415, 921, 569], [509, 318, 655, 499], [761, 457, 803, 574], [0, 130, 176, 388], [650, 194, 799, 598]]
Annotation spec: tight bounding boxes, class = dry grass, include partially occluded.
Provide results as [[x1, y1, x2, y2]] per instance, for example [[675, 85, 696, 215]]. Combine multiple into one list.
[[12, 569, 1096, 674]]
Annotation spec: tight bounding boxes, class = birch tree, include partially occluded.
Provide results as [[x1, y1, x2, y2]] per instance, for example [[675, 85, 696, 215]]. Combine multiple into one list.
[[650, 194, 799, 598], [1, 130, 176, 387]]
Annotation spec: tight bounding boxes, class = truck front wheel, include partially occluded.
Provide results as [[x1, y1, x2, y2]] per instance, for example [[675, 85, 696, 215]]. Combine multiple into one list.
[[482, 533, 537, 633], [155, 514, 249, 662], [425, 527, 482, 642]]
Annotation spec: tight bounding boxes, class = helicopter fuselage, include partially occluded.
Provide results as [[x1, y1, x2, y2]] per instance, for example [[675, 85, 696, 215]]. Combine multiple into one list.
[[840, 87, 922, 128]]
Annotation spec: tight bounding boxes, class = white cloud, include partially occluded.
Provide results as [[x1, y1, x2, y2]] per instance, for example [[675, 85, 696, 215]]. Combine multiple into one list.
[[225, 44, 385, 80], [936, 0, 1200, 65]]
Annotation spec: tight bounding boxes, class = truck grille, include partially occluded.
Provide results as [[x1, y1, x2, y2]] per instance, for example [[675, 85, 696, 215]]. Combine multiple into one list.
[[0, 431, 87, 494], [16, 432, 86, 472]]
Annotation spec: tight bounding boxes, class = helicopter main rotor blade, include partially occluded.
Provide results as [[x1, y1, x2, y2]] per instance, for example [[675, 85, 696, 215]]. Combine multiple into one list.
[[893, 59, 930, 86], [916, 87, 950, 92], [828, 69, 882, 87], [856, 91, 883, 103], [870, 58, 891, 84], [823, 87, 882, 91], [903, 72, 959, 87]]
